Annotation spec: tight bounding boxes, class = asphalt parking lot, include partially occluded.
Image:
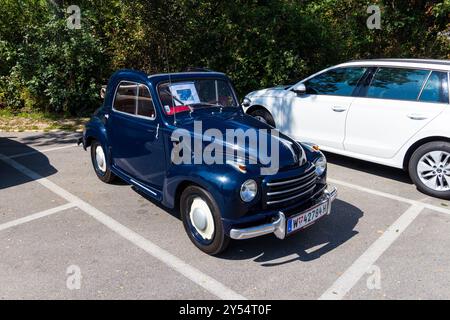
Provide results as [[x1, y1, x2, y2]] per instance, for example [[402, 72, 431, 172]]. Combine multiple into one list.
[[1, 131, 450, 300]]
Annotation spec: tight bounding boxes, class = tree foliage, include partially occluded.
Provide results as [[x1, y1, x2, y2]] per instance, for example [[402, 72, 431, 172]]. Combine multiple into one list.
[[0, 0, 448, 115]]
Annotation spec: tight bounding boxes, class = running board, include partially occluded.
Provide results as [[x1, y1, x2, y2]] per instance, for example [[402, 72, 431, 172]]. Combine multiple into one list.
[[111, 166, 163, 201]]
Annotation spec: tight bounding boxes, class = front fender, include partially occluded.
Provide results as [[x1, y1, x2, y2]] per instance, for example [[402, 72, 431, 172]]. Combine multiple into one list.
[[163, 164, 259, 221]]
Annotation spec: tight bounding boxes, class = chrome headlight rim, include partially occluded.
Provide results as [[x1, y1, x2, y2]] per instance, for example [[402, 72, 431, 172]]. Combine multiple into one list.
[[240, 179, 258, 202], [313, 153, 327, 176]]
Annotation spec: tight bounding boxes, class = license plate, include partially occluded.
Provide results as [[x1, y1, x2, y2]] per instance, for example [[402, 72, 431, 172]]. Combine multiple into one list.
[[287, 201, 328, 234]]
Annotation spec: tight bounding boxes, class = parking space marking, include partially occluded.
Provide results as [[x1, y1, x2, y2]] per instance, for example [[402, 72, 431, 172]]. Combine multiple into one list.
[[0, 203, 76, 232], [9, 144, 77, 159], [329, 178, 450, 216], [319, 204, 424, 300], [0, 154, 246, 300]]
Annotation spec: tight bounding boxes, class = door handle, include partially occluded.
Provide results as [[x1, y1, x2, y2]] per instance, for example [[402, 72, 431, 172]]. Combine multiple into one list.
[[407, 113, 428, 120], [331, 106, 347, 112]]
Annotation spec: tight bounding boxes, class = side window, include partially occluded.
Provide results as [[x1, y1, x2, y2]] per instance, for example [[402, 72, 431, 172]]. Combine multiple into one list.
[[114, 82, 137, 114], [419, 71, 449, 104], [137, 84, 156, 118], [304, 67, 367, 96], [367, 68, 429, 101]]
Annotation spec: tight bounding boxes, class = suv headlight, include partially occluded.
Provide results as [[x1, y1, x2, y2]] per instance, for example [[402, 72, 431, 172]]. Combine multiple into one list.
[[242, 97, 251, 108], [240, 179, 257, 202], [314, 154, 327, 176]]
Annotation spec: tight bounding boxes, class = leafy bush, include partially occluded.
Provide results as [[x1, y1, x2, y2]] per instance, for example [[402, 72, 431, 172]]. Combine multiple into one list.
[[0, 1, 105, 115], [0, 0, 448, 115]]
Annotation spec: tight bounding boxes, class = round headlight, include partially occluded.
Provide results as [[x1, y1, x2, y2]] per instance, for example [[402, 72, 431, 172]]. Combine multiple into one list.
[[314, 154, 327, 176], [240, 179, 258, 202]]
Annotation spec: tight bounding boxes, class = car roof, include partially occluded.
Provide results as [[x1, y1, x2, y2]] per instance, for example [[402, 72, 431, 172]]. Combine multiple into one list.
[[148, 71, 229, 83], [108, 70, 231, 88], [336, 59, 450, 71]]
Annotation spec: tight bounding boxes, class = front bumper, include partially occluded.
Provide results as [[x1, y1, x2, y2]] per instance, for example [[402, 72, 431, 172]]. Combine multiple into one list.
[[229, 186, 337, 240]]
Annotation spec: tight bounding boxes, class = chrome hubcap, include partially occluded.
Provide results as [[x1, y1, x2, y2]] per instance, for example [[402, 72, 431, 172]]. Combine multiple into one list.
[[95, 145, 106, 173], [417, 151, 450, 192], [189, 197, 215, 240]]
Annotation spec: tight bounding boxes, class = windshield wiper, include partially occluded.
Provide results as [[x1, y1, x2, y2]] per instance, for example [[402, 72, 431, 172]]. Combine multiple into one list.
[[189, 102, 237, 111]]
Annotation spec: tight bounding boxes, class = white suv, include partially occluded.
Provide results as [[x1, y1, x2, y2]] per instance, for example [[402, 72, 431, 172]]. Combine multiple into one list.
[[243, 59, 450, 199]]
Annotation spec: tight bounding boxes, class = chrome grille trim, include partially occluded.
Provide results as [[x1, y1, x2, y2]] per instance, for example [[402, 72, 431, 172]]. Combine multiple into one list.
[[266, 178, 316, 196], [266, 167, 315, 187], [266, 185, 316, 205]]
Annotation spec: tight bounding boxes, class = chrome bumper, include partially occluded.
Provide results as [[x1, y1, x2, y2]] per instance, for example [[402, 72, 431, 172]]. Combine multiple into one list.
[[229, 187, 337, 240]]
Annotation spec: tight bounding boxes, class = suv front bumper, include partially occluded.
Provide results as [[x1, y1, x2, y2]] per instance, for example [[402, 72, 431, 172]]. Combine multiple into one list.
[[229, 187, 337, 240]]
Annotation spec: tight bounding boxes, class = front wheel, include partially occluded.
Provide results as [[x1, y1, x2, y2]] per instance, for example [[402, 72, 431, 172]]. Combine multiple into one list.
[[408, 141, 450, 199], [249, 109, 275, 127], [180, 186, 230, 255], [90, 140, 116, 183]]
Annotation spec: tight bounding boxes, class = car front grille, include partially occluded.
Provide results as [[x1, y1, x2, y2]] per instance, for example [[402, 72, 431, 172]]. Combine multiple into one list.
[[265, 165, 317, 207]]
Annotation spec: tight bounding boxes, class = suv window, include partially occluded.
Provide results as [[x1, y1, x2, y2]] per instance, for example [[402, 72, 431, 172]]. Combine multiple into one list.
[[304, 67, 367, 96], [367, 68, 429, 101], [137, 84, 156, 118], [114, 82, 156, 118], [419, 71, 449, 104]]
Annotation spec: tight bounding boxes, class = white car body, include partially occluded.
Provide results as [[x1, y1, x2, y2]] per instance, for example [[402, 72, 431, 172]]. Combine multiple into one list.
[[243, 59, 450, 170]]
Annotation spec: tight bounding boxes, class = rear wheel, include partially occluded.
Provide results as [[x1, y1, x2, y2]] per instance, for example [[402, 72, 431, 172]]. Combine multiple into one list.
[[408, 141, 450, 199], [180, 186, 229, 255], [249, 108, 275, 127], [90, 140, 116, 183]]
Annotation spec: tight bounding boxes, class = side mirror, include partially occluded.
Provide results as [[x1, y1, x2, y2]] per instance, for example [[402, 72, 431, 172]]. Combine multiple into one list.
[[100, 85, 107, 100], [292, 83, 306, 95]]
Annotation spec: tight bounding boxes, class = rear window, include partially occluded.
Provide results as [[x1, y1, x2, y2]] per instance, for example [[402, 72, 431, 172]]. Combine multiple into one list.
[[367, 68, 429, 101], [419, 71, 449, 104], [114, 82, 137, 114]]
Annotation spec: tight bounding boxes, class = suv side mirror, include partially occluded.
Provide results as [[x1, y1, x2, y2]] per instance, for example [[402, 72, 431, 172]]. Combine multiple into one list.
[[292, 83, 306, 95]]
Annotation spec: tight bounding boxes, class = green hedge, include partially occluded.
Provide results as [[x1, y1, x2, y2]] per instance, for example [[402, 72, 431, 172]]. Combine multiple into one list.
[[0, 0, 449, 116]]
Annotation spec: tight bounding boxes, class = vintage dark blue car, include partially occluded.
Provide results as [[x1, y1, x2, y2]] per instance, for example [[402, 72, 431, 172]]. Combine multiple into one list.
[[81, 70, 337, 255]]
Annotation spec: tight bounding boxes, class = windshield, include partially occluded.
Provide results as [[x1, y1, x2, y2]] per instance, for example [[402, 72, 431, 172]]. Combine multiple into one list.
[[158, 79, 239, 115]]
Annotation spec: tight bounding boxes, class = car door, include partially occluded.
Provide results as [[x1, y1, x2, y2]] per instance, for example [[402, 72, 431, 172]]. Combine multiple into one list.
[[108, 81, 165, 190], [344, 68, 448, 159], [282, 67, 367, 149]]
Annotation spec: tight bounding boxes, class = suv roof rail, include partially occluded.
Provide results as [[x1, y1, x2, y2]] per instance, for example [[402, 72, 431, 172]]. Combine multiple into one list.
[[347, 58, 450, 66]]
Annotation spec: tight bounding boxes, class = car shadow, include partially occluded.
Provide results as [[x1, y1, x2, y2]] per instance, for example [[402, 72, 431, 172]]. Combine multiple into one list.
[[219, 199, 363, 265], [134, 184, 362, 265], [18, 131, 81, 147], [0, 137, 58, 189], [325, 151, 413, 185], [131, 186, 180, 219]]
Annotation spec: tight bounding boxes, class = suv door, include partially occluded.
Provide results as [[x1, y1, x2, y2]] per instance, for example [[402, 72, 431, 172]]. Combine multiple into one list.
[[283, 67, 367, 149], [344, 68, 448, 159], [108, 81, 165, 191]]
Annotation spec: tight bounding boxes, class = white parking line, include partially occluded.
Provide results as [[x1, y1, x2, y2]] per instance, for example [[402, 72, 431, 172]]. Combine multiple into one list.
[[0, 203, 76, 232], [319, 204, 424, 300], [9, 144, 77, 159], [329, 178, 450, 216], [0, 154, 246, 300]]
